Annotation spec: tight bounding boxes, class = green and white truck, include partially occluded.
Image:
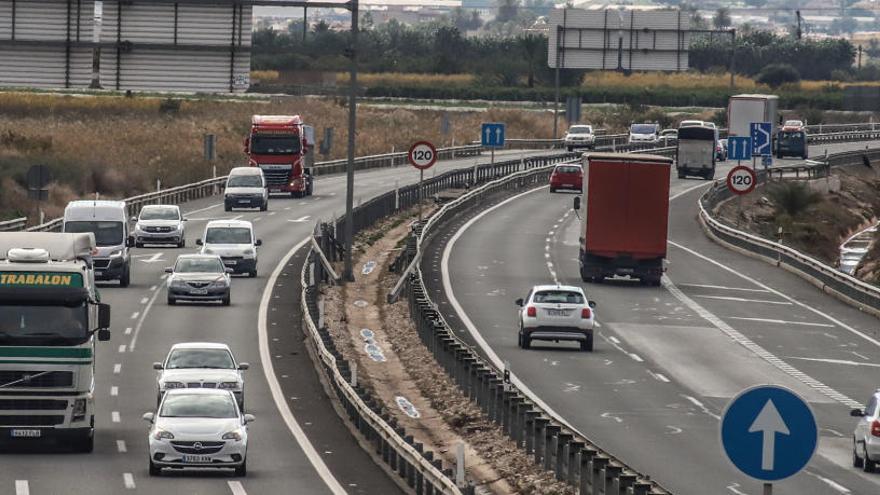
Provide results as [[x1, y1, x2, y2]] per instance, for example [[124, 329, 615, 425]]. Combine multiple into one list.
[[0, 232, 111, 452]]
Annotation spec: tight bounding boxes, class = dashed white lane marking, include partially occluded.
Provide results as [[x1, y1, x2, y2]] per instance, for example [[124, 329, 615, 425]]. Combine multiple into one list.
[[608, 336, 621, 345], [679, 283, 770, 293], [254, 217, 262, 222], [648, 370, 670, 383], [284, 207, 291, 210], [600, 412, 623, 423], [683, 395, 721, 420], [694, 294, 791, 305], [726, 482, 748, 495], [805, 470, 850, 494], [150, 285, 158, 291], [15, 480, 28, 495], [228, 481, 248, 495], [185, 202, 222, 215], [117, 440, 127, 452], [123, 473, 136, 489], [113, 363, 122, 374], [124, 327, 132, 336], [140, 297, 149, 304], [229, 215, 243, 221], [112, 411, 120, 423], [268, 211, 276, 216], [130, 311, 140, 319], [787, 356, 880, 368], [288, 215, 311, 223], [629, 353, 643, 362], [129, 280, 164, 352], [726, 316, 834, 328], [118, 345, 126, 353], [852, 351, 870, 361], [111, 386, 118, 396]]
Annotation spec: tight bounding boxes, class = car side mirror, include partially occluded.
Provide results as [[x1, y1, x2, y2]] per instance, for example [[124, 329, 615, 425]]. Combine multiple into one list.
[[153, 362, 164, 370], [164, 267, 173, 274], [255, 239, 263, 247], [851, 408, 864, 417], [142, 412, 155, 423], [515, 298, 524, 307], [243, 137, 250, 154], [226, 268, 235, 274], [238, 362, 250, 371], [126, 235, 135, 248], [130, 216, 138, 223], [196, 239, 203, 246], [573, 196, 581, 210], [588, 300, 597, 308], [182, 218, 189, 222], [304, 167, 312, 176], [97, 328, 111, 342], [243, 414, 255, 424], [97, 303, 111, 330]]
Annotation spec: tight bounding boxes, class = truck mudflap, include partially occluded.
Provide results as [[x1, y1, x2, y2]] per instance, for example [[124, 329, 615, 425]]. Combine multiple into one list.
[[579, 251, 664, 286]]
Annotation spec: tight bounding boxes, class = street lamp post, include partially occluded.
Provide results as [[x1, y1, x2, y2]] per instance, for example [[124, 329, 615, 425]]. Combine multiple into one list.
[[343, 0, 359, 282]]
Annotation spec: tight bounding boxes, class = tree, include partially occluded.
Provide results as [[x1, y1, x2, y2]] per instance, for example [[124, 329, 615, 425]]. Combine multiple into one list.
[[713, 7, 732, 29], [518, 34, 545, 87], [829, 16, 857, 36], [756, 63, 801, 88], [497, 0, 519, 24]]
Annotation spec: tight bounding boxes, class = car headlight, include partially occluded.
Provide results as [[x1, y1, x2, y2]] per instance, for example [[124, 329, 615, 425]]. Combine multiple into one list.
[[170, 278, 187, 288], [163, 381, 185, 389], [222, 430, 242, 441], [134, 224, 143, 232], [108, 250, 123, 258], [218, 381, 240, 390], [211, 278, 230, 288], [73, 398, 87, 421], [154, 430, 174, 440]]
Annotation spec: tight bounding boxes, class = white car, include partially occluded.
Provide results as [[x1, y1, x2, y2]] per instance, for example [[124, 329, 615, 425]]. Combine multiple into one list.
[[783, 119, 805, 130], [133, 204, 186, 248], [197, 219, 262, 277], [154, 343, 248, 409], [563, 125, 596, 151], [515, 285, 597, 351], [851, 390, 880, 472], [144, 388, 253, 476], [224, 167, 268, 212]]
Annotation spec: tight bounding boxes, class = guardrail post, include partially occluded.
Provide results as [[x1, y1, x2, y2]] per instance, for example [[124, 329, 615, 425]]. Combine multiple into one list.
[[555, 432, 572, 482], [567, 440, 584, 486], [502, 390, 515, 433], [631, 482, 652, 495], [533, 417, 548, 466], [509, 395, 524, 443], [618, 474, 637, 495], [604, 465, 622, 494], [579, 448, 597, 494], [591, 457, 609, 494], [543, 425, 560, 472], [524, 410, 539, 454]]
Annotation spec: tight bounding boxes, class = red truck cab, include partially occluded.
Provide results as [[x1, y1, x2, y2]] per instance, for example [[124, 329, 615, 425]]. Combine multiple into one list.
[[573, 153, 672, 286], [244, 115, 313, 197]]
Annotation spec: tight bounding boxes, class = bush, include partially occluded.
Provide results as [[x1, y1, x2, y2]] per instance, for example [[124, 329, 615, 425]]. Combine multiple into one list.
[[756, 63, 801, 88], [767, 182, 822, 219]]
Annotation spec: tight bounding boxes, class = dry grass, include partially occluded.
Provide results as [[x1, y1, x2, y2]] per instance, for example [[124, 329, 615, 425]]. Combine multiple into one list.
[[582, 71, 760, 90], [338, 72, 475, 87], [250, 70, 280, 83]]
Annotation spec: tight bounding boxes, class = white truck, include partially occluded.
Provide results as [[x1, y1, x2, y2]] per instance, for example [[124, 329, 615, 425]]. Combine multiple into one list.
[[0, 233, 111, 452], [727, 94, 779, 143]]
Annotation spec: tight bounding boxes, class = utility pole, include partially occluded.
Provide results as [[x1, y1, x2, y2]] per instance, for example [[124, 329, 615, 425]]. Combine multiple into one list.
[[795, 10, 802, 40], [343, 0, 359, 282]]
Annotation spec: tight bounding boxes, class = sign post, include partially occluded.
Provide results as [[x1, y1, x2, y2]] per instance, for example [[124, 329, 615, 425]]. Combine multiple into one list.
[[481, 122, 505, 166], [408, 141, 438, 222], [727, 164, 757, 228], [721, 385, 818, 494], [751, 122, 772, 171]]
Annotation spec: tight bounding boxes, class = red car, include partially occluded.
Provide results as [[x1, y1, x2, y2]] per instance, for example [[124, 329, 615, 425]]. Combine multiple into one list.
[[550, 164, 583, 193]]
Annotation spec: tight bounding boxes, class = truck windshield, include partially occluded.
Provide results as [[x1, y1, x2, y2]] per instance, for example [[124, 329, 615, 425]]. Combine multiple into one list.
[[0, 302, 89, 345], [631, 124, 657, 135], [227, 175, 263, 188], [65, 221, 123, 247], [205, 227, 251, 244], [251, 135, 301, 155]]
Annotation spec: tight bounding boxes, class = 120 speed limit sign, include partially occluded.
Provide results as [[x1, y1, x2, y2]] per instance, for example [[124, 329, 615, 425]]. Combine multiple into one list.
[[726, 166, 757, 195], [408, 141, 437, 170]]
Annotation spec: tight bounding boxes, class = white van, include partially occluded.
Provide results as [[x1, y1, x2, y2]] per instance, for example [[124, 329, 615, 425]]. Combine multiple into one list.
[[196, 220, 262, 277], [628, 123, 660, 144], [63, 200, 134, 286], [224, 167, 268, 212]]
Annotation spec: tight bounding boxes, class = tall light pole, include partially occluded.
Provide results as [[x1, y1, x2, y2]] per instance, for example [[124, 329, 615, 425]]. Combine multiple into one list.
[[343, 0, 359, 282]]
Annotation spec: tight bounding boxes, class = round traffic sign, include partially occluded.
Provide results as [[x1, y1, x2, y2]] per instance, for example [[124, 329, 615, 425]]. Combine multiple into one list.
[[726, 166, 757, 196], [408, 141, 437, 170]]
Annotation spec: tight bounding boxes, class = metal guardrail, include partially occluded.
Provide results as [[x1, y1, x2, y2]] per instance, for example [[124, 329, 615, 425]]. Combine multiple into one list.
[[700, 146, 880, 318], [0, 217, 27, 232]]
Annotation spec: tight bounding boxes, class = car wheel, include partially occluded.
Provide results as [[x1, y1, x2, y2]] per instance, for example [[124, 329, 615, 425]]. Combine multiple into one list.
[[222, 294, 231, 306], [149, 459, 161, 476], [677, 171, 686, 179], [224, 204, 232, 212], [521, 334, 531, 350], [135, 241, 143, 248], [580, 334, 594, 352], [854, 439, 865, 468], [238, 400, 245, 412], [567, 146, 573, 152], [234, 459, 247, 477], [248, 269, 257, 278], [260, 202, 268, 212], [177, 239, 185, 248], [119, 268, 131, 288], [549, 187, 556, 193], [157, 394, 162, 408], [167, 296, 176, 306], [865, 445, 876, 473]]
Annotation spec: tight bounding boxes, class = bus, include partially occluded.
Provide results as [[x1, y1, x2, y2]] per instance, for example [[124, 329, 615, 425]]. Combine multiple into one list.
[[676, 124, 716, 180]]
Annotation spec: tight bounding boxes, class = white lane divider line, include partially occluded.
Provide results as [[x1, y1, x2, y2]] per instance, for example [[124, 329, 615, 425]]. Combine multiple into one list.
[[786, 356, 880, 368], [229, 215, 243, 221], [852, 351, 870, 361], [15, 480, 28, 495], [228, 481, 248, 495], [678, 283, 770, 293], [124, 327, 132, 336], [726, 316, 835, 328], [150, 285, 158, 291], [117, 440, 127, 453], [129, 280, 164, 352], [284, 207, 291, 210], [118, 345, 126, 353], [694, 294, 791, 305], [804, 470, 850, 494], [288, 216, 311, 223], [110, 386, 118, 396], [647, 370, 670, 383], [123, 473, 136, 489], [268, 211, 276, 216], [683, 395, 721, 420], [254, 217, 263, 222], [140, 297, 149, 304], [113, 363, 122, 374], [130, 311, 140, 320], [629, 353, 643, 362], [608, 336, 621, 345], [185, 202, 222, 216], [111, 411, 120, 423]]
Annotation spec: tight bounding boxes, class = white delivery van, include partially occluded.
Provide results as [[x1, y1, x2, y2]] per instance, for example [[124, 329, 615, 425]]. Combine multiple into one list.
[[196, 219, 262, 277], [224, 167, 268, 212], [63, 200, 133, 286]]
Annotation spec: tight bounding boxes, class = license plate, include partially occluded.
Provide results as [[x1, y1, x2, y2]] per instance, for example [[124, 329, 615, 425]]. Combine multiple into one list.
[[619, 268, 634, 274], [182, 454, 212, 463], [10, 429, 41, 438], [269, 187, 282, 192], [546, 309, 568, 317], [224, 260, 237, 266], [95, 271, 104, 277], [237, 200, 251, 204], [190, 289, 208, 295]]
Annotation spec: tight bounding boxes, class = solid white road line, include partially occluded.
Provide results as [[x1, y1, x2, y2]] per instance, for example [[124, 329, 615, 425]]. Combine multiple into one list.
[[112, 411, 120, 423], [787, 357, 880, 368], [629, 353, 644, 362], [694, 295, 791, 305], [258, 237, 347, 495], [123, 473, 136, 489], [15, 480, 28, 495], [678, 283, 770, 293], [117, 440, 127, 453], [726, 316, 835, 328], [228, 481, 248, 495], [129, 280, 164, 352], [288, 216, 311, 223], [185, 203, 222, 215], [805, 470, 850, 494]]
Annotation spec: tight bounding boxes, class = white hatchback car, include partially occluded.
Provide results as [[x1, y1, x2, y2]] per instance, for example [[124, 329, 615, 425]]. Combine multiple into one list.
[[851, 390, 880, 472], [133, 204, 186, 248], [154, 343, 248, 409], [144, 389, 253, 476], [516, 285, 597, 351]]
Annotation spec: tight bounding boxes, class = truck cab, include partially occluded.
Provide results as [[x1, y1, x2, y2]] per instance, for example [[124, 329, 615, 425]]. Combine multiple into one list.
[[0, 233, 111, 452], [63, 200, 134, 287], [244, 115, 313, 198]]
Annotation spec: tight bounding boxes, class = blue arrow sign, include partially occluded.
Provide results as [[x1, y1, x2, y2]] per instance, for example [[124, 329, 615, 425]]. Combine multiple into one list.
[[728, 136, 752, 161], [481, 122, 505, 148], [750, 122, 772, 156], [721, 385, 817, 481]]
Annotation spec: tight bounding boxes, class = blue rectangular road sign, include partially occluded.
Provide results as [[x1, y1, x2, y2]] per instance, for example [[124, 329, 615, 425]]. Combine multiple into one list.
[[750, 122, 772, 156], [481, 122, 505, 147], [728, 136, 752, 161]]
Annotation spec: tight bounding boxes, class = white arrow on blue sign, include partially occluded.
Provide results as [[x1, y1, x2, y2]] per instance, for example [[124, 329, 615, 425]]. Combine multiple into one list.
[[721, 385, 817, 482], [728, 136, 752, 161], [750, 122, 772, 156], [481, 122, 505, 148]]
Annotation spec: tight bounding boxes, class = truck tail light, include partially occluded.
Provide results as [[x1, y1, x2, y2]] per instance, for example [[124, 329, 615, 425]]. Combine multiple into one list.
[[581, 308, 592, 319], [526, 307, 536, 317], [872, 420, 880, 437]]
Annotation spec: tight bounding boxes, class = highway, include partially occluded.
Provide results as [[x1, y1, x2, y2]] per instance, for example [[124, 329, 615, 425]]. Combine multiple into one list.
[[432, 142, 880, 495], [0, 148, 559, 495]]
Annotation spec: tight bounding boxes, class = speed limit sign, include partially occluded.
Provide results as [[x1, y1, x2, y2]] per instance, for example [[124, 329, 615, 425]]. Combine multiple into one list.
[[726, 166, 757, 195], [408, 141, 437, 170]]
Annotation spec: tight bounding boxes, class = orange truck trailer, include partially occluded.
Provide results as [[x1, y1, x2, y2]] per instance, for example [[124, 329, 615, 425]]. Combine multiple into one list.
[[244, 115, 313, 197], [573, 152, 672, 286]]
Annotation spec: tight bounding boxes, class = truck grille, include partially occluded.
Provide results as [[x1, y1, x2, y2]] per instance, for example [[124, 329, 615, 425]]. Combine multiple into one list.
[[0, 415, 65, 426], [186, 382, 217, 389], [0, 399, 67, 410], [93, 259, 111, 269], [259, 165, 292, 186], [172, 440, 224, 454], [0, 371, 74, 388], [145, 226, 173, 233]]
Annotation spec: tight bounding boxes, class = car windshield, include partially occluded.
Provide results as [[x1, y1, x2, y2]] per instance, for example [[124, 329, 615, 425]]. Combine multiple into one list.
[[785, 120, 802, 126], [251, 134, 301, 155], [631, 124, 657, 134], [555, 166, 582, 174], [166, 348, 235, 369], [140, 207, 179, 221], [778, 131, 804, 143], [0, 302, 89, 345], [533, 290, 585, 304], [160, 393, 238, 418], [569, 126, 592, 134], [227, 175, 263, 188], [64, 221, 123, 247], [175, 258, 224, 274], [205, 227, 251, 244]]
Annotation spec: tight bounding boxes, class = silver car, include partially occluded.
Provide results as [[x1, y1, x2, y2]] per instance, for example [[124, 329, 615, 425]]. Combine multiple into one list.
[[133, 205, 186, 248], [851, 390, 880, 472], [166, 254, 232, 305], [154, 342, 248, 409]]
